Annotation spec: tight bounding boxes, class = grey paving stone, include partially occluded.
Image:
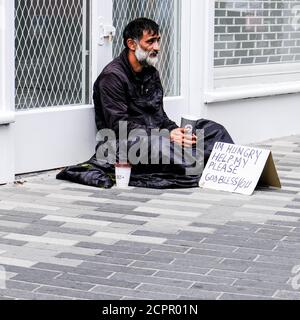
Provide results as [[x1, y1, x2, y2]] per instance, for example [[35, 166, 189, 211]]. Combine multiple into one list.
[[79, 261, 157, 276], [0, 225, 45, 236], [202, 237, 278, 250], [63, 187, 106, 194], [116, 240, 190, 253], [132, 230, 206, 242], [176, 231, 213, 241], [33, 262, 114, 278], [170, 258, 250, 273], [121, 296, 146, 300], [292, 228, 300, 234], [0, 238, 27, 246], [96, 207, 159, 218], [190, 222, 228, 229], [6, 280, 41, 292], [155, 270, 235, 285], [56, 252, 133, 266], [102, 194, 152, 203], [282, 235, 300, 243], [224, 221, 262, 230], [75, 242, 151, 254], [192, 282, 275, 297], [222, 258, 293, 272], [262, 189, 297, 195], [281, 182, 300, 186], [275, 211, 300, 218], [236, 247, 300, 261], [261, 222, 299, 231], [14, 228, 49, 237], [79, 214, 147, 226], [110, 272, 193, 289], [164, 240, 238, 253], [233, 279, 290, 291], [56, 273, 139, 289], [36, 285, 122, 300], [32, 220, 66, 227], [91, 285, 179, 300], [218, 293, 274, 300], [8, 267, 60, 280], [274, 242, 300, 252], [131, 261, 211, 275], [177, 296, 213, 300], [22, 225, 95, 237], [96, 250, 175, 264], [208, 269, 289, 284], [286, 204, 300, 209], [147, 250, 222, 265], [256, 254, 300, 267], [187, 248, 257, 261], [0, 226, 44, 237], [255, 228, 294, 236], [214, 228, 284, 241], [0, 210, 46, 220], [135, 283, 221, 300], [274, 290, 300, 300], [246, 267, 292, 277], [0, 189, 49, 197], [0, 288, 71, 300], [1, 212, 46, 224], [11, 273, 94, 291]]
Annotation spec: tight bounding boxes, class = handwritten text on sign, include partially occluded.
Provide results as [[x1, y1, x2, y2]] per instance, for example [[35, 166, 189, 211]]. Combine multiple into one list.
[[199, 143, 270, 195]]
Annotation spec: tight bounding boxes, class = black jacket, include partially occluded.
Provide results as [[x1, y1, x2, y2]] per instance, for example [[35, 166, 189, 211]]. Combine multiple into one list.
[[93, 49, 179, 136]]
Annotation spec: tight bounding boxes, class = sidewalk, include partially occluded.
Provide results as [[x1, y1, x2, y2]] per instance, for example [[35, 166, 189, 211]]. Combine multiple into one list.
[[0, 135, 300, 300]]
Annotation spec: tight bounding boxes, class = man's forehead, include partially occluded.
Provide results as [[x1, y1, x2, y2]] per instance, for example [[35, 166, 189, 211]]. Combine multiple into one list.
[[142, 30, 160, 39]]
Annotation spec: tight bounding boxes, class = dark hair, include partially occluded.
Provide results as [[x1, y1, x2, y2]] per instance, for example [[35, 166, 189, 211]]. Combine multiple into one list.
[[123, 18, 159, 48]]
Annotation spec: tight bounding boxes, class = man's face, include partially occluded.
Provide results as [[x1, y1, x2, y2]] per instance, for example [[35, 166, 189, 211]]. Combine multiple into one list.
[[134, 30, 161, 67]]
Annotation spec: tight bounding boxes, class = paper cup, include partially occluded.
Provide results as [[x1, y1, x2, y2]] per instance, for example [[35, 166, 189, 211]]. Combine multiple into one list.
[[115, 163, 132, 188]]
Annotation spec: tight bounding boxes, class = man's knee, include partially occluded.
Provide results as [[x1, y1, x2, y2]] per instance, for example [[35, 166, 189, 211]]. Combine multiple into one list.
[[196, 118, 225, 134], [196, 118, 234, 144]]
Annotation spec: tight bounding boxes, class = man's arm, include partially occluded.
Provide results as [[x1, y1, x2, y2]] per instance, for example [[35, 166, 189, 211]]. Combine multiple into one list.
[[161, 110, 179, 132]]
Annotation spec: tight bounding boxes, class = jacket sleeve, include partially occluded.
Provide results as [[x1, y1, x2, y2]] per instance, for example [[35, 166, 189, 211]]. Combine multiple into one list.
[[161, 110, 179, 132], [98, 72, 151, 136]]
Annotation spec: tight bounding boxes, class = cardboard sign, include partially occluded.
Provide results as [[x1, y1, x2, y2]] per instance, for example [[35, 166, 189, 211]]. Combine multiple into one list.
[[199, 143, 281, 195]]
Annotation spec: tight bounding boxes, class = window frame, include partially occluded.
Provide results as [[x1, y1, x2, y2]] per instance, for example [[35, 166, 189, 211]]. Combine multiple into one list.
[[205, 0, 300, 103]]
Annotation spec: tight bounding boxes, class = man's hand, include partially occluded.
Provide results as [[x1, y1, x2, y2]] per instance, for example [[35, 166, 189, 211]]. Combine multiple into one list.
[[170, 128, 197, 148]]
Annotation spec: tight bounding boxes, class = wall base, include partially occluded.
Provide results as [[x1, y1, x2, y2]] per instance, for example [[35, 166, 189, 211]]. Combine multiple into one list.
[[0, 125, 15, 184], [205, 93, 300, 145]]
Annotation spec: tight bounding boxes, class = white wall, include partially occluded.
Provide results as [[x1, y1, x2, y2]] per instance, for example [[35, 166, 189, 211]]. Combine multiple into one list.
[[0, 0, 15, 184], [204, 93, 300, 145]]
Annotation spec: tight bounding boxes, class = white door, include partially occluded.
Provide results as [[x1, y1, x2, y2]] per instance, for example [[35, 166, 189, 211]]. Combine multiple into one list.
[[14, 0, 113, 174], [13, 0, 189, 175]]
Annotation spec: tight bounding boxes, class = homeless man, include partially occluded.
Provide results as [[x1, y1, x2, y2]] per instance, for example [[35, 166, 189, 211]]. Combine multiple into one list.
[[57, 18, 234, 189]]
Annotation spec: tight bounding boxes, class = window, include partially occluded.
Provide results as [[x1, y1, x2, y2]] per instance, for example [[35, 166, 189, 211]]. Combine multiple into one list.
[[15, 0, 91, 110], [112, 0, 181, 97], [214, 0, 300, 89]]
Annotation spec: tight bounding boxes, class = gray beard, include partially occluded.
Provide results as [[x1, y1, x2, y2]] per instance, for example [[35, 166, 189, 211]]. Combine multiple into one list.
[[135, 45, 159, 67]]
